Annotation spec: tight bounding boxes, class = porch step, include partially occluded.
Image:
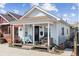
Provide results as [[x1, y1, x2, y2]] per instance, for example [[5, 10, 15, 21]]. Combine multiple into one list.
[[22, 44, 33, 50], [13, 43, 22, 46], [34, 44, 48, 49]]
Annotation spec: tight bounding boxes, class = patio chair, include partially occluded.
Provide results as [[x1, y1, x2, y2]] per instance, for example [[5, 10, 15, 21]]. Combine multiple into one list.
[[24, 35, 32, 44]]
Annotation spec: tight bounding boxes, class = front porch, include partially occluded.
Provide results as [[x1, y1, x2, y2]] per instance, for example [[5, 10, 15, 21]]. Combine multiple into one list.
[[10, 13, 58, 51], [12, 23, 54, 51]]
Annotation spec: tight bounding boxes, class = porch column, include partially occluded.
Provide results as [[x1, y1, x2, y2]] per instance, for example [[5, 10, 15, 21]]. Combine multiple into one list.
[[10, 25, 12, 44], [47, 23, 50, 51], [33, 24, 35, 46], [12, 25, 14, 44], [23, 24, 25, 44], [8, 26, 10, 34]]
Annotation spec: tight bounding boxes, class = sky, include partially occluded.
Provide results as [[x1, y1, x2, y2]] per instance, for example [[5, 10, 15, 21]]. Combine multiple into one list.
[[0, 3, 78, 24]]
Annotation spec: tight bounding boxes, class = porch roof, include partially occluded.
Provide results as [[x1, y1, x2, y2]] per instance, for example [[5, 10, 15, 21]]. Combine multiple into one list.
[[1, 14, 16, 22], [0, 23, 9, 25], [10, 16, 56, 25]]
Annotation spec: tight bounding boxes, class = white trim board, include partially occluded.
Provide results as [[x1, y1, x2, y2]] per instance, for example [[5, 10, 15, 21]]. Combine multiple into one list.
[[0, 23, 9, 25], [20, 6, 60, 21], [11, 22, 53, 25], [8, 12, 18, 20]]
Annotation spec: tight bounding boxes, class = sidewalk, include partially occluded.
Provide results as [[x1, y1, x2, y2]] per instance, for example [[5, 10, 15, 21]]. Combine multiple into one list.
[[0, 44, 72, 56]]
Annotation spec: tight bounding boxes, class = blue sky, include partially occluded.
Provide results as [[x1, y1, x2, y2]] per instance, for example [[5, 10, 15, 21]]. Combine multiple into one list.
[[0, 3, 78, 24]]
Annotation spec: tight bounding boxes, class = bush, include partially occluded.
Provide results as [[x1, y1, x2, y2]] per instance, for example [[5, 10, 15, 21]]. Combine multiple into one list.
[[64, 40, 73, 48]]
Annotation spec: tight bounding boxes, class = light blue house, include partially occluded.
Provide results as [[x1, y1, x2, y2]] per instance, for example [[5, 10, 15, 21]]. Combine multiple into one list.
[[11, 6, 70, 50]]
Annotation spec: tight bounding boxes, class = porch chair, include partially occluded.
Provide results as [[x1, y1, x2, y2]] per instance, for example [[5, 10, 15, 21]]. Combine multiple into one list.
[[24, 35, 32, 44]]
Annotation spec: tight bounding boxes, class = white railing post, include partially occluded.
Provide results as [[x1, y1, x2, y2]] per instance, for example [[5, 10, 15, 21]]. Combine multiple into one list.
[[48, 23, 50, 51], [23, 24, 25, 44], [12, 25, 14, 44], [33, 24, 35, 46]]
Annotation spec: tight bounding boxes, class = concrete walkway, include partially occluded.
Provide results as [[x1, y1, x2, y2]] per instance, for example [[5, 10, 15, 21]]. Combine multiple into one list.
[[0, 44, 72, 56]]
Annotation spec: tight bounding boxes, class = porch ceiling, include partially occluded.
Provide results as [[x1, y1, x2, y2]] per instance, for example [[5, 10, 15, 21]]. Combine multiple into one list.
[[10, 16, 56, 25]]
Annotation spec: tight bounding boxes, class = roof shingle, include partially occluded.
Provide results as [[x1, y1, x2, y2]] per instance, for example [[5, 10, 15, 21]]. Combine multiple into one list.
[[9, 12, 22, 19], [1, 13, 16, 22]]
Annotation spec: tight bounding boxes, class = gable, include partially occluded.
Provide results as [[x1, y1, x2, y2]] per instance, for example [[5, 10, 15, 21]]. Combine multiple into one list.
[[20, 6, 59, 23], [26, 8, 46, 17], [0, 16, 8, 24]]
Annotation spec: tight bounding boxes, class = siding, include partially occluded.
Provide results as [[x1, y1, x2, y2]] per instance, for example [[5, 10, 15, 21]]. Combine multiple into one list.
[[57, 22, 70, 45], [50, 23, 59, 45]]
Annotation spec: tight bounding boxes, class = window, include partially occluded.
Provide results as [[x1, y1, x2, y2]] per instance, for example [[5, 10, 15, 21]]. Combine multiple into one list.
[[44, 26, 48, 37], [8, 26, 10, 34], [2, 25, 10, 34], [62, 27, 64, 35], [67, 29, 68, 34]]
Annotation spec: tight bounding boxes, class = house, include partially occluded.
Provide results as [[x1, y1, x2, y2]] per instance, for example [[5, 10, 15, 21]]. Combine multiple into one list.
[[72, 22, 79, 32], [70, 22, 79, 41], [0, 12, 21, 43], [10, 6, 70, 51]]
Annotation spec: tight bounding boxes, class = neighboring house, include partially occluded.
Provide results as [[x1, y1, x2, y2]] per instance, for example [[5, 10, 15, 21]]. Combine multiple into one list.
[[71, 22, 79, 32], [73, 23, 79, 32], [0, 12, 21, 43], [69, 22, 79, 43], [11, 6, 70, 50]]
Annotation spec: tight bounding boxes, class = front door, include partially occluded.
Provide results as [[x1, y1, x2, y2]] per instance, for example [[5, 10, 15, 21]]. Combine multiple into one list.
[[35, 26, 39, 41]]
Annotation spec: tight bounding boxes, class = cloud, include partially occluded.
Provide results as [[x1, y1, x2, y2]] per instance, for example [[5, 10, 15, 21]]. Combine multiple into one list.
[[0, 3, 6, 8], [76, 3, 79, 10], [41, 3, 58, 12], [13, 9, 19, 14], [74, 3, 79, 10], [71, 6, 76, 10], [0, 9, 7, 14], [71, 13, 76, 17], [62, 14, 70, 22], [62, 13, 77, 24], [62, 17, 73, 24], [0, 3, 7, 14], [31, 3, 58, 12], [63, 17, 70, 22], [31, 3, 39, 7], [63, 14, 68, 17]]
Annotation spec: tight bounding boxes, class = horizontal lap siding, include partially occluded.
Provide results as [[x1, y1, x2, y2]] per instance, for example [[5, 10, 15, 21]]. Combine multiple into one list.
[[50, 24, 58, 45], [57, 22, 70, 45]]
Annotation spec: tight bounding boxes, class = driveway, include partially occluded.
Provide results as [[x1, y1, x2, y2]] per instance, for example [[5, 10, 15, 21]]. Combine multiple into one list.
[[0, 44, 72, 56]]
